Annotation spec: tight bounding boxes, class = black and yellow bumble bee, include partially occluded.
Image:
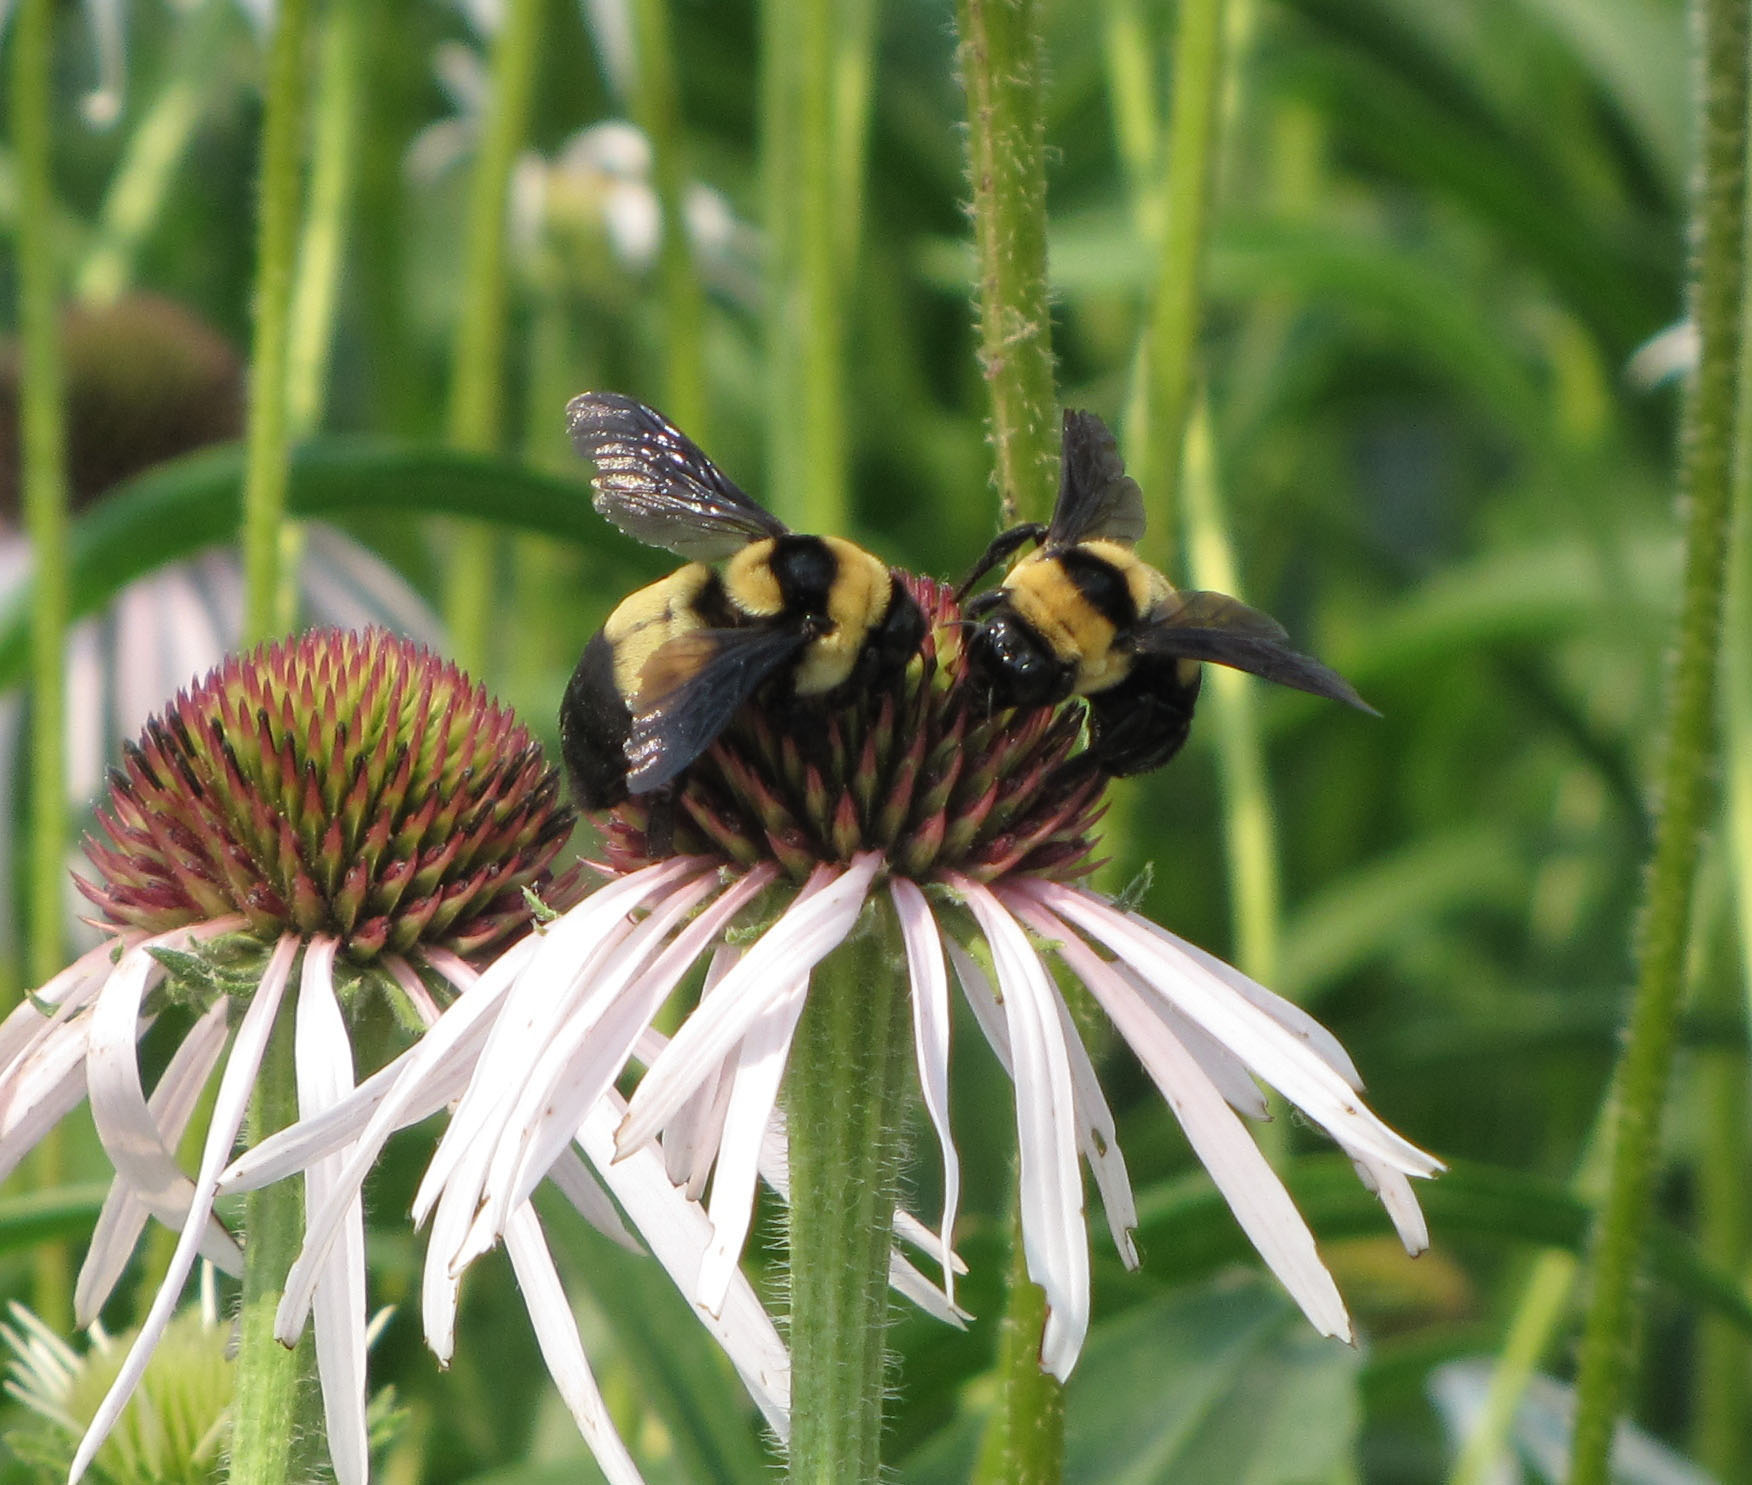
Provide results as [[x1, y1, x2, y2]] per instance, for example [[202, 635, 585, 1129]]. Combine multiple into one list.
[[561, 392, 927, 809], [956, 409, 1372, 778]]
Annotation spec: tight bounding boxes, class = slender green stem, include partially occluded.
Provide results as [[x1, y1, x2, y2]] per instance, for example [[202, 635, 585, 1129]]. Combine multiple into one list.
[[444, 0, 543, 675], [1102, 0, 1157, 213], [971, 1195, 1064, 1485], [274, 0, 370, 633], [1132, 0, 1226, 559], [11, 0, 69, 996], [1568, 1, 1749, 1477], [630, 0, 706, 437], [1181, 400, 1279, 985], [763, 0, 848, 531], [230, 1001, 315, 1484], [240, 0, 314, 647], [12, 0, 73, 1331], [785, 912, 911, 1483], [956, 0, 1059, 528]]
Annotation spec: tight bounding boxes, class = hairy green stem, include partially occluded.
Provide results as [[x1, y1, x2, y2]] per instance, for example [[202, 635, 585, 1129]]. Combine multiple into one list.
[[444, 0, 543, 675], [1568, 0, 1749, 1477], [785, 914, 911, 1483], [763, 0, 849, 531], [971, 1196, 1064, 1485], [1133, 0, 1226, 557], [230, 1004, 315, 1484], [630, 0, 706, 436], [240, 0, 313, 646], [956, 0, 1058, 528]]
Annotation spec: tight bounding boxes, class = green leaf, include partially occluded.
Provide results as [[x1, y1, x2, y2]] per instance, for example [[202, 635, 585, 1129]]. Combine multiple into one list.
[[0, 438, 604, 691], [0, 1184, 107, 1251], [1131, 1157, 1752, 1337]]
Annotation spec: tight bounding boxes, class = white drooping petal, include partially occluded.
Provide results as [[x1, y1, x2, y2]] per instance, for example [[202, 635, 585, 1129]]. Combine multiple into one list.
[[1017, 898, 1353, 1342], [69, 934, 299, 1485], [0, 1023, 90, 1186], [618, 854, 880, 1156], [83, 945, 240, 1275], [1344, 1152, 1430, 1256], [276, 931, 542, 1342], [958, 883, 1088, 1381], [890, 879, 961, 1302], [546, 1146, 641, 1254], [76, 999, 231, 1325], [0, 939, 118, 1070], [1047, 988, 1139, 1269], [1115, 963, 1271, 1121], [577, 1095, 791, 1439], [295, 938, 370, 1485], [1125, 911, 1364, 1089], [663, 945, 741, 1198], [502, 1205, 646, 1485], [1036, 883, 1438, 1178], [697, 975, 810, 1315]]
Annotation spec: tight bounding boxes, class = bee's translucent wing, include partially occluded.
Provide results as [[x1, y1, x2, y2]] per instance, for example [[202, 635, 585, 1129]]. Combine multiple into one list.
[[625, 626, 811, 792], [1136, 590, 1376, 712], [568, 392, 788, 560], [1046, 410, 1147, 548]]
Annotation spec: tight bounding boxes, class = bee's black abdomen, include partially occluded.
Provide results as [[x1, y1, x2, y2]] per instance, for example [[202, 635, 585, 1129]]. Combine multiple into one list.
[[1084, 657, 1201, 777], [560, 629, 633, 810]]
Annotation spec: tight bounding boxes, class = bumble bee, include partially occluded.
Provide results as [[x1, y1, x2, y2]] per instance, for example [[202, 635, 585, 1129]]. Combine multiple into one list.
[[956, 409, 1372, 778], [561, 392, 926, 809]]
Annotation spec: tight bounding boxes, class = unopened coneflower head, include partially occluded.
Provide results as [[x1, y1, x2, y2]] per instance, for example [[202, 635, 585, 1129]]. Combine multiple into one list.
[[294, 572, 1437, 1402], [0, 628, 787, 1485]]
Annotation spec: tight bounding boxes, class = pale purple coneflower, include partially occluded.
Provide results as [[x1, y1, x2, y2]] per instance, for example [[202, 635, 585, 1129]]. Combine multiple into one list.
[[284, 575, 1437, 1390], [0, 627, 705, 1484]]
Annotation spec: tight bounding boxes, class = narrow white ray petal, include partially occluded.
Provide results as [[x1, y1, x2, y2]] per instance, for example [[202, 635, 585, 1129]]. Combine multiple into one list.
[[890, 879, 962, 1302], [502, 1205, 646, 1485], [888, 1251, 971, 1327], [1033, 884, 1438, 1177], [958, 884, 1088, 1381], [0, 939, 119, 1071], [946, 935, 1013, 1072], [415, 862, 701, 1227], [1046, 988, 1139, 1268], [0, 1032, 89, 1184], [1343, 1150, 1429, 1255], [69, 934, 299, 1485], [577, 1096, 791, 1438], [84, 947, 239, 1273], [275, 932, 541, 1342], [294, 939, 370, 1485], [382, 954, 442, 1026], [545, 1147, 641, 1253], [1017, 900, 1353, 1341], [664, 945, 740, 1195], [1113, 963, 1271, 1120], [478, 870, 729, 1245], [416, 911, 636, 1229], [698, 975, 810, 1315], [619, 855, 880, 1156], [76, 999, 231, 1325], [1123, 910, 1364, 1088]]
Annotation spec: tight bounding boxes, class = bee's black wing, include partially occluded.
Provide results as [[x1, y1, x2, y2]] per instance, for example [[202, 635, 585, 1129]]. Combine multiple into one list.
[[1135, 590, 1377, 712], [568, 391, 789, 560], [1046, 410, 1148, 548], [624, 626, 812, 793]]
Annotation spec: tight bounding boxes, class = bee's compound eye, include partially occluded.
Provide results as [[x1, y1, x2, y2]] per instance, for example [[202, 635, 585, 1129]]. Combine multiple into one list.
[[967, 612, 1072, 707]]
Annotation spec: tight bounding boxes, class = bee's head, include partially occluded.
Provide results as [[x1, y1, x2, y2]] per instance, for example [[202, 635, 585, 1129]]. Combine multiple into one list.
[[963, 597, 1076, 709]]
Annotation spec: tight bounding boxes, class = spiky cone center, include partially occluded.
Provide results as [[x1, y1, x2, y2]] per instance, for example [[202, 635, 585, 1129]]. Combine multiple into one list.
[[79, 628, 577, 961], [599, 576, 1107, 884]]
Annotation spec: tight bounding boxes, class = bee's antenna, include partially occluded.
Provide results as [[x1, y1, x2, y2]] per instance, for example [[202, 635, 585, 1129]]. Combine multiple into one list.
[[954, 523, 1047, 604]]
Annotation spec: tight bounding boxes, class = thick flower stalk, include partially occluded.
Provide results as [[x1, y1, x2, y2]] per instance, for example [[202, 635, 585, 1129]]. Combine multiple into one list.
[[0, 628, 788, 1485], [272, 577, 1437, 1481]]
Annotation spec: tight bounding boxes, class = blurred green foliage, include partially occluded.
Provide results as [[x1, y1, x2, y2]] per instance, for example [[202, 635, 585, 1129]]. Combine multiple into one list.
[[1, 0, 1738, 1479]]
